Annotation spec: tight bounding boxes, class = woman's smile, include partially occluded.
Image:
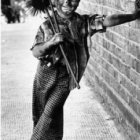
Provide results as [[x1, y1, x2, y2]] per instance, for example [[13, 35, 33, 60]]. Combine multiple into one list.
[[55, 0, 80, 18], [62, 6, 73, 13]]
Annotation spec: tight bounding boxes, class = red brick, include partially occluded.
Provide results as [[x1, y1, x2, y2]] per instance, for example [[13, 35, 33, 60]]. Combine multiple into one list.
[[118, 74, 137, 97], [127, 42, 140, 61], [105, 30, 127, 50], [130, 69, 140, 88], [129, 97, 140, 117], [136, 88, 140, 102], [132, 59, 140, 73]]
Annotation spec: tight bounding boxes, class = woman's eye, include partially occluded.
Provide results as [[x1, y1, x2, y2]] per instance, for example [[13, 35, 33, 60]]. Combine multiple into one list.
[[71, 1, 79, 5]]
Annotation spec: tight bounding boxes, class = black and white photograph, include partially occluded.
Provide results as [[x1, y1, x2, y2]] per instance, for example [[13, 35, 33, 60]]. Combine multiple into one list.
[[1, 0, 140, 139]]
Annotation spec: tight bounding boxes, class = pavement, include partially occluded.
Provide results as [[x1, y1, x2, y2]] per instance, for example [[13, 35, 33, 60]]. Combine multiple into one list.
[[1, 16, 126, 140]]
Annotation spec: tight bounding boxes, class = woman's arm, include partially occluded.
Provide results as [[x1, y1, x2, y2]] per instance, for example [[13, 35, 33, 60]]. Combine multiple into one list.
[[32, 33, 64, 58], [103, 10, 140, 27]]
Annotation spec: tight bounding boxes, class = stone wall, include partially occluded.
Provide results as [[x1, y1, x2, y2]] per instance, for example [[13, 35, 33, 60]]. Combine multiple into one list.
[[77, 0, 140, 133]]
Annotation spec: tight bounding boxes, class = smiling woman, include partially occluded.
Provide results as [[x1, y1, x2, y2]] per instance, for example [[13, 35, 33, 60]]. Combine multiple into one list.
[[27, 0, 140, 139], [54, 0, 80, 18]]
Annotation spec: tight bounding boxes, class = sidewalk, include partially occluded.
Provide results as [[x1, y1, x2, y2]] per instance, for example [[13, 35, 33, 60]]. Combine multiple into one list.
[[1, 18, 125, 140], [63, 79, 125, 140]]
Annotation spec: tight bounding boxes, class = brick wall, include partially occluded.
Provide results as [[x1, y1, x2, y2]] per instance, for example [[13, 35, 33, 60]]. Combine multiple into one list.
[[77, 0, 140, 133]]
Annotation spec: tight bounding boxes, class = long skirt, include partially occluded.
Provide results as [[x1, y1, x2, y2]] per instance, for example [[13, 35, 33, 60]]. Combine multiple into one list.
[[31, 61, 70, 140]]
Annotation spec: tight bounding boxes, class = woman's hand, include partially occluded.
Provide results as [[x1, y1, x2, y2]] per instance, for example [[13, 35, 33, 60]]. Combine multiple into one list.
[[47, 33, 64, 48], [32, 33, 64, 58], [133, 9, 140, 19]]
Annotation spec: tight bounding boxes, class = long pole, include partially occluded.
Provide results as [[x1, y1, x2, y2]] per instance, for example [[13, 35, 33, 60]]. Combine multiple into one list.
[[46, 1, 80, 89]]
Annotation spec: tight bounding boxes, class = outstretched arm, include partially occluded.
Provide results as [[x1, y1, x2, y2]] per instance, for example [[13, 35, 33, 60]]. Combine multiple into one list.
[[103, 10, 140, 27]]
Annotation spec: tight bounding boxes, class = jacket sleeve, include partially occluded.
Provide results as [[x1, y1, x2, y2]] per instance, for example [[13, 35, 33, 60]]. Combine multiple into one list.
[[88, 14, 106, 36], [30, 25, 45, 50], [30, 20, 54, 50]]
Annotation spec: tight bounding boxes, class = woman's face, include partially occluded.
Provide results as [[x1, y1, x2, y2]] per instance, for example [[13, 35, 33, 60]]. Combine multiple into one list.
[[55, 0, 80, 18]]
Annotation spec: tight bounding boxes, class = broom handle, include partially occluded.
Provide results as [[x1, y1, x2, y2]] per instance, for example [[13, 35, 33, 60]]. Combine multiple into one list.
[[46, 1, 80, 89], [45, 9, 56, 33]]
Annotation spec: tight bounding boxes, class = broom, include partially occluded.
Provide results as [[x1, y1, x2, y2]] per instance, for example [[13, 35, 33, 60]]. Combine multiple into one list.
[[26, 0, 80, 89]]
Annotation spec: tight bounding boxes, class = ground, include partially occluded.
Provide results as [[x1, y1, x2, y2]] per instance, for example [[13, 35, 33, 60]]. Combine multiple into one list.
[[1, 16, 126, 140]]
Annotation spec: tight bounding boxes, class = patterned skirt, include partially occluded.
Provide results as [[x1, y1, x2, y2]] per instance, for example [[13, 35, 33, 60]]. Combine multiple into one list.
[[31, 61, 70, 140]]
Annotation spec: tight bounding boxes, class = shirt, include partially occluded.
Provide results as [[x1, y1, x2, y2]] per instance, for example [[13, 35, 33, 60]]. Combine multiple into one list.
[[31, 12, 106, 89]]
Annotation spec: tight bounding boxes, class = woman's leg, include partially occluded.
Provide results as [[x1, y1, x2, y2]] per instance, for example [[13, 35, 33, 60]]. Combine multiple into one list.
[[31, 66, 70, 140], [31, 86, 69, 140]]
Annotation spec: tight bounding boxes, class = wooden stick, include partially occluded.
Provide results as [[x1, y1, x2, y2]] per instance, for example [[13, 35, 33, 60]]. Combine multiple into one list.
[[45, 9, 55, 33], [47, 1, 80, 89]]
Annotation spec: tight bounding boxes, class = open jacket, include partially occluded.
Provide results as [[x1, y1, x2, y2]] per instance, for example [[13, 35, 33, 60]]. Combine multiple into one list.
[[31, 12, 106, 89]]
